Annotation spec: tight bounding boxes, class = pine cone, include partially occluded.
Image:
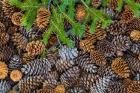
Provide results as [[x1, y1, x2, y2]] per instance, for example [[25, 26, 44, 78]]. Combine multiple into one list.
[[108, 80, 127, 93], [130, 43, 140, 54], [74, 52, 98, 73], [127, 81, 140, 93], [76, 4, 86, 22], [95, 28, 107, 40], [127, 18, 140, 30], [59, 45, 78, 60], [26, 40, 45, 57], [60, 66, 80, 87], [55, 58, 74, 72], [2, 0, 17, 18], [7, 26, 18, 35], [112, 35, 132, 52], [119, 5, 134, 23], [96, 39, 116, 57], [0, 80, 11, 93], [125, 55, 140, 73], [108, 0, 118, 11], [80, 74, 99, 90], [10, 70, 22, 82], [46, 35, 57, 48], [12, 33, 27, 50], [107, 21, 127, 35], [0, 32, 9, 45], [130, 30, 140, 41], [36, 7, 50, 29], [92, 0, 102, 8], [9, 55, 22, 70], [79, 39, 95, 53], [66, 86, 86, 93], [0, 45, 13, 61], [8, 90, 17, 93], [54, 85, 65, 93], [22, 53, 35, 64], [90, 76, 111, 93], [43, 74, 58, 89], [18, 75, 45, 93], [0, 22, 5, 32], [111, 57, 130, 78], [11, 12, 23, 26], [0, 61, 8, 79], [90, 50, 107, 67], [21, 58, 52, 76]]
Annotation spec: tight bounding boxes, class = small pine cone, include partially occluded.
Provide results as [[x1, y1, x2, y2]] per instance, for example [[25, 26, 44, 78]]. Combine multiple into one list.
[[95, 28, 107, 40], [18, 75, 45, 93], [2, 0, 17, 18], [111, 57, 130, 78], [54, 85, 65, 93], [108, 0, 118, 11], [9, 55, 22, 70], [46, 35, 57, 48], [130, 43, 140, 54], [112, 35, 132, 52], [127, 81, 140, 93], [0, 61, 8, 79], [66, 86, 86, 93], [59, 45, 78, 60], [90, 50, 107, 67], [74, 52, 98, 73], [26, 40, 45, 57], [10, 70, 22, 82], [127, 18, 140, 30], [96, 39, 116, 57], [119, 5, 134, 23], [21, 58, 52, 76], [90, 76, 111, 93], [97, 65, 118, 78], [76, 4, 86, 22], [22, 53, 35, 64], [130, 30, 140, 41], [36, 7, 50, 29], [7, 26, 18, 35], [108, 80, 127, 93], [107, 21, 127, 35], [0, 80, 11, 93], [8, 90, 17, 93], [0, 22, 5, 32], [80, 74, 99, 90], [43, 74, 58, 89], [92, 0, 102, 8], [125, 55, 140, 73], [79, 39, 95, 53], [60, 66, 80, 87], [11, 12, 23, 26], [12, 33, 27, 50], [55, 58, 74, 72], [0, 32, 9, 45], [0, 45, 13, 61]]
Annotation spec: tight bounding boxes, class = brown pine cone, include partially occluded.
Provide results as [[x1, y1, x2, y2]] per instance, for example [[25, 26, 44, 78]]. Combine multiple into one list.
[[92, 0, 102, 8], [2, 0, 17, 18], [76, 4, 86, 22], [0, 61, 8, 79], [11, 12, 23, 26], [22, 53, 35, 64], [109, 0, 118, 11], [54, 85, 65, 93], [0, 45, 13, 61], [130, 30, 140, 41], [10, 70, 23, 82], [127, 81, 140, 93], [119, 5, 134, 23], [26, 40, 45, 57], [111, 57, 130, 78], [36, 7, 51, 29], [90, 50, 107, 67], [0, 22, 5, 32], [0, 32, 9, 45], [12, 33, 27, 50], [7, 26, 18, 35], [95, 28, 106, 40]]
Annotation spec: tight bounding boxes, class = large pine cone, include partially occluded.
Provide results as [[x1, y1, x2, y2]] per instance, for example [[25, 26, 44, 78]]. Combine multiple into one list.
[[11, 12, 23, 26]]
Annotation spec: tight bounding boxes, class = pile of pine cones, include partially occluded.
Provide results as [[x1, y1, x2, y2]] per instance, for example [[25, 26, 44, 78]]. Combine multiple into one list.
[[0, 0, 140, 93]]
